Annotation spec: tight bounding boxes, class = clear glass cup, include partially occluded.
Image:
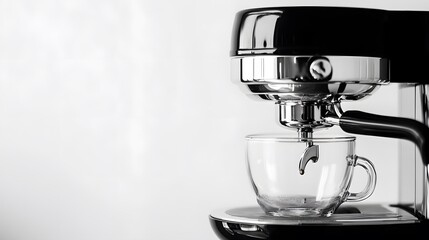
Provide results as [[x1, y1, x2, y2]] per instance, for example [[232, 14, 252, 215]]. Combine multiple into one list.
[[246, 134, 377, 217]]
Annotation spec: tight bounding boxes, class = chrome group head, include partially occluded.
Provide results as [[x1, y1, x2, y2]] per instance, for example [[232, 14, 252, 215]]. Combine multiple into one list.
[[232, 55, 389, 134]]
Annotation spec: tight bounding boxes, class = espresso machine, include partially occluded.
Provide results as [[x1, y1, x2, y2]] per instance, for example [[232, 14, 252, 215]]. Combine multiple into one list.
[[209, 7, 429, 239]]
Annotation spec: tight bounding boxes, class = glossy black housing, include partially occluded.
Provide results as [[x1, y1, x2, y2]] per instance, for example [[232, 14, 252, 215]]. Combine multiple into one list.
[[231, 7, 429, 83]]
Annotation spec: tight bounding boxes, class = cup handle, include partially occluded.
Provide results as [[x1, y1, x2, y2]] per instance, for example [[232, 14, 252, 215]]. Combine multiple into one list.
[[346, 155, 377, 202]]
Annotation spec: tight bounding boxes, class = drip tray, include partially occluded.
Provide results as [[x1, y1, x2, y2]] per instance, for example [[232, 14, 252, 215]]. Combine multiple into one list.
[[210, 204, 419, 226]]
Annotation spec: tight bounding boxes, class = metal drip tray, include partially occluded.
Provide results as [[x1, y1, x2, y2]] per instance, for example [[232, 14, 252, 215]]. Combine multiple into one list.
[[210, 204, 419, 226]]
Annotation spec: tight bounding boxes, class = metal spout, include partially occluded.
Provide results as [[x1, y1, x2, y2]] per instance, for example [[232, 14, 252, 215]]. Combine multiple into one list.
[[299, 144, 319, 175]]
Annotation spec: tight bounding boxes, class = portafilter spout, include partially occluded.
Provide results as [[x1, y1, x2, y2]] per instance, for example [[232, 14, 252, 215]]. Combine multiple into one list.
[[277, 101, 332, 174], [299, 145, 319, 175], [298, 130, 319, 175]]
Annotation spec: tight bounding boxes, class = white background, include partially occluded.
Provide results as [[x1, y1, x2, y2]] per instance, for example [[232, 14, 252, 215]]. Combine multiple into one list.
[[0, 0, 427, 239]]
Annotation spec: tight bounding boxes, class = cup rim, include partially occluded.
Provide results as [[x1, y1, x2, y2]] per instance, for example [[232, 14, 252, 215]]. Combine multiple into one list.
[[245, 134, 356, 142]]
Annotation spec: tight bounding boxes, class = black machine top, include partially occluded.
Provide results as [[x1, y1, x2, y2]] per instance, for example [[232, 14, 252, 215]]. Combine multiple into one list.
[[231, 7, 429, 83]]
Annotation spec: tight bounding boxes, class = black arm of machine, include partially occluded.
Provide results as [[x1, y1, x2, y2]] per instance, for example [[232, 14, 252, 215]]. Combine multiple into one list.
[[339, 110, 429, 166]]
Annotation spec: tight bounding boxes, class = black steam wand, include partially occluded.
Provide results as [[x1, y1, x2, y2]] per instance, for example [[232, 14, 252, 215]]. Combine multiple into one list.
[[326, 110, 429, 166]]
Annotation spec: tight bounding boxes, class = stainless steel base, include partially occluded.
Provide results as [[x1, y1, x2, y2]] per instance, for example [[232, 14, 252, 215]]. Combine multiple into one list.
[[210, 204, 419, 226], [210, 204, 425, 240]]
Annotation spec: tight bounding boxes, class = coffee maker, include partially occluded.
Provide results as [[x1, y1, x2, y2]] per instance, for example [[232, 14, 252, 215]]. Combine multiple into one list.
[[209, 7, 429, 239]]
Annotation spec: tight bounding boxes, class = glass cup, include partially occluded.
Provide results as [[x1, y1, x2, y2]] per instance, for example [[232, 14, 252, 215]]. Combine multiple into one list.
[[246, 134, 376, 217]]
